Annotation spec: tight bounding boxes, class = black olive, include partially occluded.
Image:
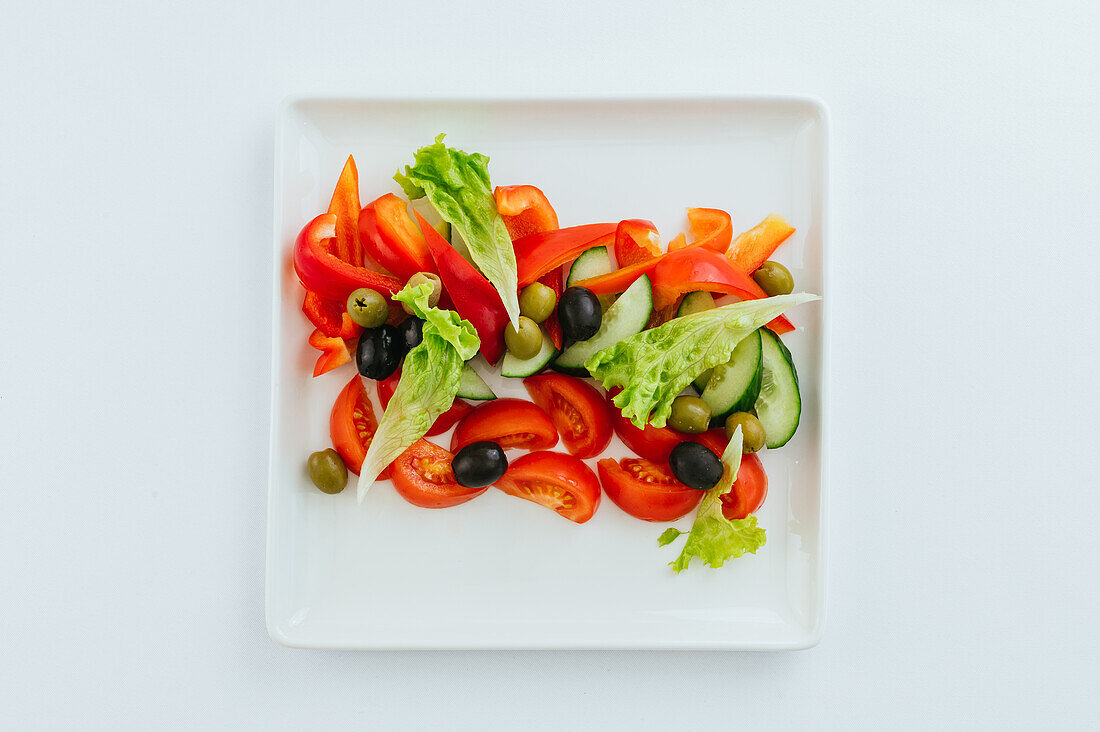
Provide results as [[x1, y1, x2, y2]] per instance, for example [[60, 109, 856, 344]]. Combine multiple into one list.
[[558, 286, 602, 341], [668, 442, 724, 490], [355, 324, 401, 381], [451, 441, 508, 488], [397, 316, 424, 353]]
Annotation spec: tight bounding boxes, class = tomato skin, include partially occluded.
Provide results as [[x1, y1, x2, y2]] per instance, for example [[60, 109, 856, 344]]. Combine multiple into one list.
[[607, 389, 726, 462], [720, 453, 768, 520], [523, 374, 612, 459], [494, 451, 601, 523], [376, 370, 474, 437], [450, 399, 559, 453], [330, 375, 389, 479], [391, 439, 488, 508], [597, 458, 702, 522]]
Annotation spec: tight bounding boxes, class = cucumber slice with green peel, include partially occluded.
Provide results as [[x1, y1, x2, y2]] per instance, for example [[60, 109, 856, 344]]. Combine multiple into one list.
[[553, 275, 653, 375], [457, 362, 496, 400], [701, 329, 762, 425], [408, 197, 451, 241], [567, 246, 614, 287], [754, 329, 801, 448], [501, 332, 558, 378], [678, 292, 718, 390]]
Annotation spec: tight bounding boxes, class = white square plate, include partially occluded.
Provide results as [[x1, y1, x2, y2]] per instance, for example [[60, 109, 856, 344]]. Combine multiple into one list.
[[268, 97, 829, 649]]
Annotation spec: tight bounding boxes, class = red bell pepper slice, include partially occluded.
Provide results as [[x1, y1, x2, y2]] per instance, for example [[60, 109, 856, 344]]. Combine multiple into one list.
[[307, 328, 354, 377], [614, 219, 662, 267], [293, 214, 405, 302], [414, 210, 510, 365], [359, 194, 436, 281], [514, 223, 617, 286], [327, 155, 364, 267], [538, 268, 565, 350], [726, 214, 796, 273], [650, 248, 793, 334], [302, 290, 361, 340], [573, 256, 662, 296], [494, 185, 560, 241], [667, 208, 733, 253]]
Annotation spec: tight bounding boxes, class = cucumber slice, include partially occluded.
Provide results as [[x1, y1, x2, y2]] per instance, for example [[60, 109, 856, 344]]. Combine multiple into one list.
[[408, 197, 450, 240], [567, 246, 613, 287], [754, 329, 801, 448], [678, 292, 718, 390], [701, 329, 762, 425], [457, 362, 496, 400], [553, 275, 653, 375], [501, 332, 557, 378]]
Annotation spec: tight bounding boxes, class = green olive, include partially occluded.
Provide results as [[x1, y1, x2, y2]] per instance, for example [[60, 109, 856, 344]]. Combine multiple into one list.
[[519, 282, 557, 323], [402, 272, 442, 313], [725, 412, 767, 453], [752, 261, 794, 296], [307, 448, 348, 494], [346, 288, 389, 328], [504, 316, 543, 359], [668, 395, 711, 434]]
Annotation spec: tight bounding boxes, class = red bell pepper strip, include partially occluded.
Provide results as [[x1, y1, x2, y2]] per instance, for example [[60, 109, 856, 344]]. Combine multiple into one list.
[[494, 185, 560, 241], [667, 208, 733, 253], [414, 210, 510, 365], [307, 328, 354, 377], [726, 214, 796, 273], [650, 248, 794, 334], [327, 155, 364, 267], [538, 268, 565, 350], [293, 214, 404, 302], [302, 290, 361, 340], [359, 194, 436, 281], [514, 223, 617, 286], [614, 219, 662, 267]]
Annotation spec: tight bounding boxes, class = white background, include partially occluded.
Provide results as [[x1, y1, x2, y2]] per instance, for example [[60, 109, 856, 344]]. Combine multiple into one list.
[[1, 1, 1097, 729]]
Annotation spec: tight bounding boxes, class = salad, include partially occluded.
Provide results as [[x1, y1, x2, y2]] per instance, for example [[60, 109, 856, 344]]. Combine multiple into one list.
[[293, 135, 818, 573]]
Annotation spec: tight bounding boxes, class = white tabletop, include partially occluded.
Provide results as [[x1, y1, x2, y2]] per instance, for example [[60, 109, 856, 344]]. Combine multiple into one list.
[[2, 1, 1097, 728]]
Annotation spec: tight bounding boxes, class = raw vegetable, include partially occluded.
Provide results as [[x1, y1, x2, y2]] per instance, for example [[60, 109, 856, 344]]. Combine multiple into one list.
[[513, 223, 617, 286], [719, 452, 768, 519], [657, 427, 767, 572], [394, 134, 522, 329], [566, 246, 614, 287], [614, 219, 661, 266], [700, 329, 763, 421], [597, 458, 703, 522], [537, 269, 565, 350], [500, 332, 557, 378], [524, 374, 613, 459], [456, 362, 496, 400], [450, 399, 558, 453], [666, 207, 733, 253], [326, 155, 364, 268], [391, 440, 488, 508], [308, 328, 353, 377], [329, 375, 387, 478], [376, 369, 474, 437], [356, 281, 480, 499], [359, 193, 436, 280], [303, 290, 361, 340], [494, 451, 601, 524], [494, 185, 559, 240], [586, 293, 817, 429], [726, 214, 795, 274], [554, 275, 653, 375], [293, 213, 404, 302], [754, 328, 802, 448]]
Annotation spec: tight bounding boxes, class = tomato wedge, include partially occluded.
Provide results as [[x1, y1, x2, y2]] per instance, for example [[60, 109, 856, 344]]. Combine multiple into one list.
[[450, 399, 558, 453], [597, 458, 703, 521], [523, 374, 611, 459], [608, 389, 727, 463], [376, 369, 474, 437], [391, 439, 487, 508], [329, 374, 389, 479], [494, 451, 601, 523], [720, 453, 768, 520]]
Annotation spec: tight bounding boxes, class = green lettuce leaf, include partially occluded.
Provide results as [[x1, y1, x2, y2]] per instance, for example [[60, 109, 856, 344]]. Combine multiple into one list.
[[394, 134, 521, 328], [586, 293, 819, 428], [356, 282, 481, 501], [660, 427, 768, 572]]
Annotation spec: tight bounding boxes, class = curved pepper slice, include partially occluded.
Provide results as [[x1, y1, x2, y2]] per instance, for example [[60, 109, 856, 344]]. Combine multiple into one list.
[[514, 223, 617, 286], [294, 214, 405, 302], [415, 210, 509, 365], [650, 248, 794, 334], [494, 185, 560, 241], [327, 155, 364, 266], [573, 256, 662, 296], [307, 328, 354, 377], [615, 219, 662, 267], [667, 208, 733, 253], [726, 214, 795, 273], [359, 194, 436, 281], [302, 290, 361, 340]]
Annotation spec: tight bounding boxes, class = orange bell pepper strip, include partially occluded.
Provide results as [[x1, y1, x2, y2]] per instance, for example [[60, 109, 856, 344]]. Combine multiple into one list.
[[327, 156, 363, 267], [667, 208, 733, 253], [293, 214, 404, 302], [308, 328, 354, 377], [573, 256, 662, 296], [359, 194, 436, 281], [614, 219, 662, 266], [514, 223, 617, 286], [650, 248, 794, 334], [302, 290, 361, 340], [726, 214, 796, 273], [494, 185, 560, 240]]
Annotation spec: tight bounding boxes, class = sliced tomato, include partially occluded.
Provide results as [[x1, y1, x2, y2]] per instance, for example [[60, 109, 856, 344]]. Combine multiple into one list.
[[720, 453, 768, 520], [607, 389, 727, 462], [329, 375, 390, 479], [597, 458, 702, 522], [391, 439, 487, 508], [523, 374, 611, 459], [376, 369, 475, 437], [450, 398, 558, 453], [494, 451, 601, 523]]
